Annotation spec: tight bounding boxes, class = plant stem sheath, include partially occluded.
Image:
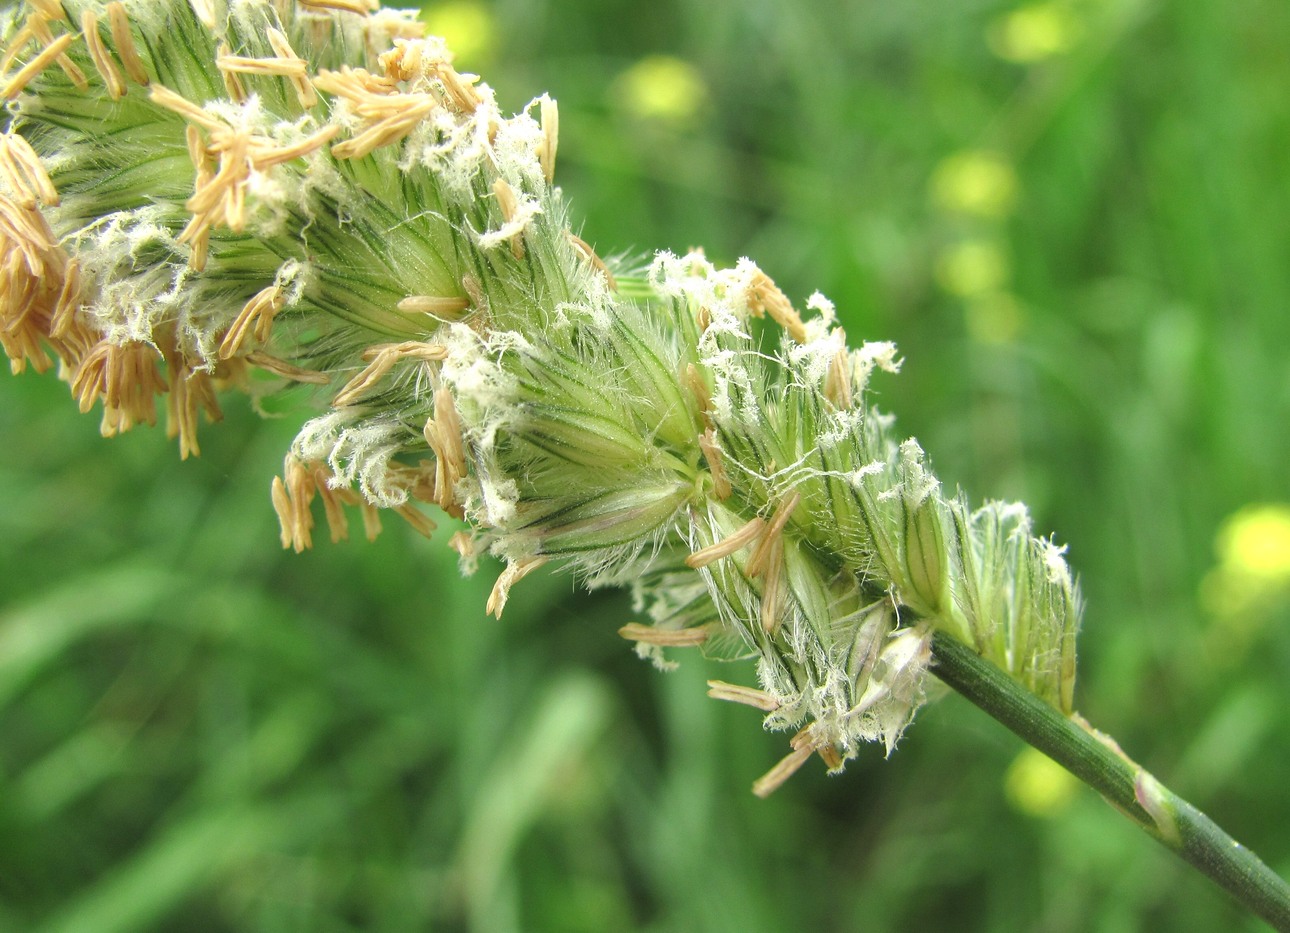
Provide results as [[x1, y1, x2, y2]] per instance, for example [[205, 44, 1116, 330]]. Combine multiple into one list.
[[931, 631, 1290, 932]]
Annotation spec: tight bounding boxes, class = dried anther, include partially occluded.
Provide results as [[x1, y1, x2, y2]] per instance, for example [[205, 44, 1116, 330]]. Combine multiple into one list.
[[685, 517, 766, 569], [537, 94, 558, 183], [746, 491, 800, 579], [106, 2, 148, 86], [315, 65, 437, 158], [220, 284, 287, 359], [682, 363, 713, 427], [751, 744, 815, 799], [706, 680, 779, 711], [394, 503, 436, 539], [617, 623, 709, 647], [397, 294, 471, 317], [245, 350, 331, 384], [334, 341, 447, 406], [297, 0, 378, 14], [486, 556, 549, 618], [3, 33, 77, 100], [216, 52, 308, 78], [423, 387, 467, 517], [824, 340, 853, 408], [216, 42, 248, 101], [748, 270, 807, 344], [566, 231, 616, 290], [80, 10, 126, 100], [0, 133, 59, 207], [697, 429, 731, 500], [272, 458, 388, 551], [164, 346, 223, 460], [155, 84, 339, 266], [492, 178, 526, 260], [70, 340, 168, 436]]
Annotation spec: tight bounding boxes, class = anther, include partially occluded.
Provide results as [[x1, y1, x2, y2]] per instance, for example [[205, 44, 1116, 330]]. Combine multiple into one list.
[[706, 680, 779, 711], [396, 294, 470, 316], [245, 350, 331, 384], [751, 744, 815, 798], [220, 284, 286, 359], [486, 556, 549, 618], [698, 429, 732, 500], [685, 517, 765, 569], [3, 33, 76, 100], [824, 341, 852, 408], [746, 491, 800, 579], [617, 623, 709, 647], [682, 362, 712, 427], [266, 28, 316, 109], [492, 178, 525, 260], [566, 231, 617, 290], [106, 3, 149, 86], [749, 270, 808, 344], [81, 10, 126, 100], [537, 94, 558, 183]]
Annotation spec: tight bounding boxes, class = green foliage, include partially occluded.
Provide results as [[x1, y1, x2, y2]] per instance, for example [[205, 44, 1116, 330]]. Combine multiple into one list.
[[2, 0, 1289, 931]]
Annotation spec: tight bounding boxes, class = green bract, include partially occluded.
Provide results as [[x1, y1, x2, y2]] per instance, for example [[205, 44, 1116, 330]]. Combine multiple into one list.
[[1, 0, 1080, 792]]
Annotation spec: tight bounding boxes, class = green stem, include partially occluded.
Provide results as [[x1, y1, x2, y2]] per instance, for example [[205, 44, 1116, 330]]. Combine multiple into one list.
[[930, 631, 1290, 932]]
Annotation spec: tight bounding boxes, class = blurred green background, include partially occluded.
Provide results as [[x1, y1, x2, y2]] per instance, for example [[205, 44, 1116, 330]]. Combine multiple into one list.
[[3, 0, 1290, 929]]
